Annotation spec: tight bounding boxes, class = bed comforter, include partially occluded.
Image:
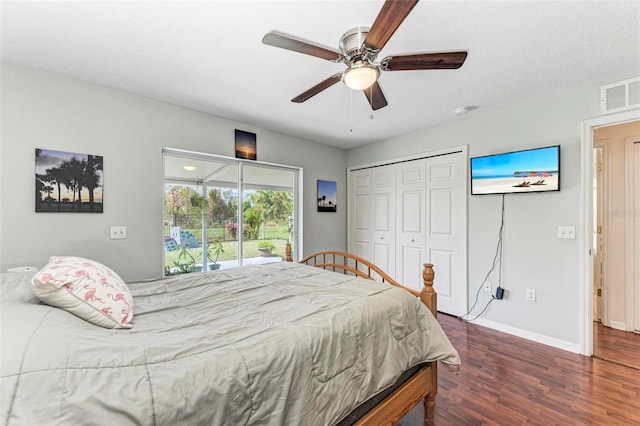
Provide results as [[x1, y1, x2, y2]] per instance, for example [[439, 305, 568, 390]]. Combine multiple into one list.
[[1, 261, 460, 425]]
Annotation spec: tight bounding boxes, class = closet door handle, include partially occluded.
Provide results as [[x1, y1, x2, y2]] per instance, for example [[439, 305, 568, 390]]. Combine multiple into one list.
[[411, 239, 415, 243]]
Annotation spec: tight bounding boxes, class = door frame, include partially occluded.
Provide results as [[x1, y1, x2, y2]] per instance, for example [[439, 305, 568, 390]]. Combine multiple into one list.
[[580, 109, 640, 355], [624, 136, 639, 332]]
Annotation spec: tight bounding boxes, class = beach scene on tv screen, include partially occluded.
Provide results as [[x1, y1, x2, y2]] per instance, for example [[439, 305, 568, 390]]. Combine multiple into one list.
[[471, 146, 559, 194]]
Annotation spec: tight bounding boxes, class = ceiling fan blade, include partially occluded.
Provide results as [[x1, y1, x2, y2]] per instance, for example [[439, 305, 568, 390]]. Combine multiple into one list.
[[364, 0, 419, 51], [262, 31, 342, 62], [382, 51, 468, 71], [363, 81, 388, 110], [292, 74, 342, 103]]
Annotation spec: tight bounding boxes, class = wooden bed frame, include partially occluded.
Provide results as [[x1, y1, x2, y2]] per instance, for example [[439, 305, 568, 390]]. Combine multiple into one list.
[[288, 249, 438, 425]]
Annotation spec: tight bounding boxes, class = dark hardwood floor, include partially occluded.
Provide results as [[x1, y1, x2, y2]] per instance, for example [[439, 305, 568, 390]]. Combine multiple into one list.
[[402, 314, 640, 425], [593, 321, 640, 370]]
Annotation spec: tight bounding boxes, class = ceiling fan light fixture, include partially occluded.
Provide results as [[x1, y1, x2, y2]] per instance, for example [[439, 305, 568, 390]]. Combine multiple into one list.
[[343, 62, 379, 91]]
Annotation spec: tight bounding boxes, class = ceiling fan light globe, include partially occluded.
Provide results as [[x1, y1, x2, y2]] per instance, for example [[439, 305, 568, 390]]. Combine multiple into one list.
[[343, 64, 379, 91]]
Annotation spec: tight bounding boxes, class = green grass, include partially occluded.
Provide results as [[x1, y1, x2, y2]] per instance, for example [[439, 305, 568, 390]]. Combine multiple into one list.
[[165, 223, 290, 272], [164, 239, 288, 265], [165, 238, 289, 266], [178, 224, 289, 243]]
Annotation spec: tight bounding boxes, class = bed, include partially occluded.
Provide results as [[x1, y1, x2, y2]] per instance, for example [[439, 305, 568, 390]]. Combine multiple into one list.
[[1, 251, 459, 425]]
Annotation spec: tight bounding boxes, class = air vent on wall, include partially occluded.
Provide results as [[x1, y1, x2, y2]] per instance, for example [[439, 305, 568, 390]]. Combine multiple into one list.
[[600, 76, 640, 115]]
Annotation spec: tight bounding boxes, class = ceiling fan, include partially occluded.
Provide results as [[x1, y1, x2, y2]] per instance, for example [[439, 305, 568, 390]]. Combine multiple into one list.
[[262, 0, 468, 111]]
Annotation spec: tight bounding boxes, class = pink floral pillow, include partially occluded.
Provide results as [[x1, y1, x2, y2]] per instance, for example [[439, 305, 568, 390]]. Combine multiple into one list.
[[32, 256, 134, 329]]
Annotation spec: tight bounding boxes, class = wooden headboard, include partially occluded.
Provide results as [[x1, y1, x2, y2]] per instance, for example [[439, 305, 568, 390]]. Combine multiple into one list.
[[295, 250, 437, 317]]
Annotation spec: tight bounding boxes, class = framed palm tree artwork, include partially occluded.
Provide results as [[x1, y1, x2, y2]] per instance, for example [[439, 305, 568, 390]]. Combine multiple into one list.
[[35, 148, 103, 213], [317, 180, 337, 213]]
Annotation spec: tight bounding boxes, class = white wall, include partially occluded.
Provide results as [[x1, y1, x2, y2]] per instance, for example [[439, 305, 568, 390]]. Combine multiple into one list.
[[0, 62, 347, 280], [347, 84, 602, 348]]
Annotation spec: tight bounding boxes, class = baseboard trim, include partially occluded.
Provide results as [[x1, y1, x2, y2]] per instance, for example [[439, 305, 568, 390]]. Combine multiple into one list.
[[610, 320, 627, 331], [472, 318, 581, 354]]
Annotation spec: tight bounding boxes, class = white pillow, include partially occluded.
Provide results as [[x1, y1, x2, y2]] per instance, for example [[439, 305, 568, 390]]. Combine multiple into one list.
[[1, 271, 40, 304], [32, 256, 134, 329]]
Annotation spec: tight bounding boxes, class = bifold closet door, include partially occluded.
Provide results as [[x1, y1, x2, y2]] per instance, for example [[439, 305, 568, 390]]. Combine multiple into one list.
[[348, 150, 467, 315], [371, 165, 396, 277], [425, 152, 467, 316], [349, 168, 372, 260], [395, 160, 426, 290]]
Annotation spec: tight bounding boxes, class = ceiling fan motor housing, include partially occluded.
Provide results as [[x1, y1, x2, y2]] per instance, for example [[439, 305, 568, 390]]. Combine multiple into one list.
[[339, 27, 376, 62]]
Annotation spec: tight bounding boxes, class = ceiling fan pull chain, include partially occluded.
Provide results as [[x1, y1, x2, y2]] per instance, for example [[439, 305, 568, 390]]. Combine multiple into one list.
[[369, 85, 375, 120], [349, 88, 354, 133]]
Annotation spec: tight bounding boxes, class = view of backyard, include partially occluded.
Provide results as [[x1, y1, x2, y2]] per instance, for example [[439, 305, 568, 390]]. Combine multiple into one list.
[[164, 184, 293, 275], [164, 224, 289, 263]]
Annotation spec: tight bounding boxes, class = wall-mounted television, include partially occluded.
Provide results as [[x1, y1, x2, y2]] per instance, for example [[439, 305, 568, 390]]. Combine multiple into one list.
[[470, 145, 560, 195]]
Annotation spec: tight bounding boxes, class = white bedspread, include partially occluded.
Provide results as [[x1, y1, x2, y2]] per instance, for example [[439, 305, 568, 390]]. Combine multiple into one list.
[[1, 262, 460, 425]]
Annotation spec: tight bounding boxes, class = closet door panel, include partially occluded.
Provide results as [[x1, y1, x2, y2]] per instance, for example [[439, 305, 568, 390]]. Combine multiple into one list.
[[429, 249, 453, 298], [425, 153, 467, 316], [372, 165, 396, 275], [400, 245, 424, 290], [400, 191, 422, 233], [396, 160, 426, 290], [430, 189, 452, 234], [349, 169, 372, 260]]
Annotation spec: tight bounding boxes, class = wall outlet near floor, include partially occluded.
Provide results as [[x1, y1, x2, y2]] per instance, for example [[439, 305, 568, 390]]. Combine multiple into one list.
[[483, 282, 492, 293], [110, 226, 127, 240], [526, 289, 536, 302]]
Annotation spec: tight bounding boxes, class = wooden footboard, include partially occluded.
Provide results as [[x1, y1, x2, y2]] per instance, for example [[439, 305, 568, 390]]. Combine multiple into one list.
[[294, 251, 438, 425], [298, 251, 437, 317]]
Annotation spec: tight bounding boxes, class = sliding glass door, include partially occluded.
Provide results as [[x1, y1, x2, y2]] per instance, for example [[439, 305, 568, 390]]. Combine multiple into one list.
[[163, 149, 299, 276], [241, 163, 296, 264]]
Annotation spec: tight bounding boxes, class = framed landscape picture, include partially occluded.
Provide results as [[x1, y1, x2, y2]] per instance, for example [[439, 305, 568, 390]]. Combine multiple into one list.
[[35, 148, 103, 213], [317, 180, 337, 213]]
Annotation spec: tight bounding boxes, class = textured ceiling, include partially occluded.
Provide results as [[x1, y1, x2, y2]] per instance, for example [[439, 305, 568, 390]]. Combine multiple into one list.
[[2, 1, 639, 149]]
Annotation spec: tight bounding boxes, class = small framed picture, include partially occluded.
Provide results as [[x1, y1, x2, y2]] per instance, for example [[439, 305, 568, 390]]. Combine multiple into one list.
[[235, 129, 257, 160], [317, 180, 337, 213]]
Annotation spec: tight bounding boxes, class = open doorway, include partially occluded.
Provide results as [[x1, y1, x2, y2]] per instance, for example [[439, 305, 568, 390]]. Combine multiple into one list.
[[163, 149, 300, 276], [582, 116, 640, 369]]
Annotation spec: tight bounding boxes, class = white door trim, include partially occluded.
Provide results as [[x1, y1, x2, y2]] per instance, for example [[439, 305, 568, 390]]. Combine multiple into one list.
[[580, 109, 640, 355]]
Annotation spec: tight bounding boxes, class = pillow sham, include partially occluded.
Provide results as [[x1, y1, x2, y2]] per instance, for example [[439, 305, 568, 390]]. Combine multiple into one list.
[[32, 256, 134, 329], [1, 271, 40, 304]]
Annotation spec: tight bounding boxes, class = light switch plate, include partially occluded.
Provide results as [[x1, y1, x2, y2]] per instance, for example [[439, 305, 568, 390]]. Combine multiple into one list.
[[557, 226, 575, 239]]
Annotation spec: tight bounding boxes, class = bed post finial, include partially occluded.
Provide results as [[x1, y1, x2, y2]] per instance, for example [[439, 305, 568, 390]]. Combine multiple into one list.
[[285, 243, 293, 262], [420, 263, 437, 317], [421, 262, 438, 422]]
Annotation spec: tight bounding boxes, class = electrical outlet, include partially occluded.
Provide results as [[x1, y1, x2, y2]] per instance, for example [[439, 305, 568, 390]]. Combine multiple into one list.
[[557, 226, 576, 239], [110, 226, 127, 240], [483, 282, 492, 293], [526, 289, 536, 302]]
